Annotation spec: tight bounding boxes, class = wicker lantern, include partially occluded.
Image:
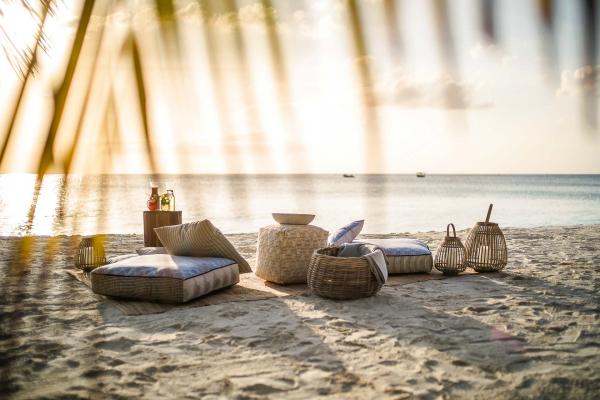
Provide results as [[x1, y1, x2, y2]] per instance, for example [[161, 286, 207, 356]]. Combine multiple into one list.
[[434, 223, 467, 275], [465, 204, 507, 272], [75, 236, 106, 272]]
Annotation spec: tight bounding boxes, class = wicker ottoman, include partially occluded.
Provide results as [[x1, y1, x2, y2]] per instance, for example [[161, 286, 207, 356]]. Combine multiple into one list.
[[255, 224, 328, 284]]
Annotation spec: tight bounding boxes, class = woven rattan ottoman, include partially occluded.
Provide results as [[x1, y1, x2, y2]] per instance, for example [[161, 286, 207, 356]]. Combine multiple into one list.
[[255, 224, 328, 284]]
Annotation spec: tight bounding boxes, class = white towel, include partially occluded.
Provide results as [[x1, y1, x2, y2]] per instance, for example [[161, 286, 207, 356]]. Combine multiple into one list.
[[338, 243, 388, 284]]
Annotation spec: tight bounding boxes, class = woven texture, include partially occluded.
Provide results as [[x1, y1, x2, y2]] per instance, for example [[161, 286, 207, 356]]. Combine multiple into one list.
[[255, 224, 328, 284], [465, 222, 507, 272], [91, 263, 239, 303], [154, 220, 251, 273], [387, 254, 432, 274], [434, 223, 467, 275], [75, 237, 106, 272], [307, 246, 383, 299]]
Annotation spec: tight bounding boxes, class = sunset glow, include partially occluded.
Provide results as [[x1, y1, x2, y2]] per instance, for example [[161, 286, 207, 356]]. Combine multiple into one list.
[[0, 0, 598, 175]]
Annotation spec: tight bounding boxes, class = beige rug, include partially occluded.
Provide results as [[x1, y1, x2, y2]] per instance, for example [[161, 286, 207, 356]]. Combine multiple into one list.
[[67, 269, 478, 316]]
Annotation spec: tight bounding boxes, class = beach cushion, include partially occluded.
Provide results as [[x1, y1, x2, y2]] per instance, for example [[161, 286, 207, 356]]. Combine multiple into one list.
[[354, 238, 432, 274], [328, 220, 364, 246], [106, 254, 138, 264], [154, 220, 251, 273], [137, 247, 167, 255], [91, 254, 240, 303]]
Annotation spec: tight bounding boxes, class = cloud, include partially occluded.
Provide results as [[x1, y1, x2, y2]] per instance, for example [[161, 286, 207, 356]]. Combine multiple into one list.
[[557, 65, 599, 97], [374, 68, 489, 109], [175, 1, 276, 28]]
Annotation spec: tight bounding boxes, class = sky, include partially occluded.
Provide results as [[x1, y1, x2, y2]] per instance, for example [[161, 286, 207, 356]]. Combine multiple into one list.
[[0, 0, 599, 174]]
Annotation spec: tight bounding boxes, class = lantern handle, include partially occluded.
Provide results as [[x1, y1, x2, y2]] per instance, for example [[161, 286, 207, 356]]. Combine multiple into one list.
[[446, 223, 456, 237], [485, 204, 493, 223]]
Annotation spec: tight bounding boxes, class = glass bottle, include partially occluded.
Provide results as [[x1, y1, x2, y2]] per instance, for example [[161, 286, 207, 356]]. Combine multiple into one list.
[[161, 190, 175, 211], [167, 190, 175, 211], [147, 187, 159, 211]]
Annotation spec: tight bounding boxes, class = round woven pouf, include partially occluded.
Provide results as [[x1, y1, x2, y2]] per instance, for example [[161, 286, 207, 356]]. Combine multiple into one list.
[[75, 236, 106, 272], [255, 224, 328, 284], [465, 204, 507, 272], [307, 247, 383, 299], [434, 223, 467, 275]]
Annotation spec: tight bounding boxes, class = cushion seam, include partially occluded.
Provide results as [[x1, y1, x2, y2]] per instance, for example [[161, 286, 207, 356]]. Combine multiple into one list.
[[93, 262, 237, 281]]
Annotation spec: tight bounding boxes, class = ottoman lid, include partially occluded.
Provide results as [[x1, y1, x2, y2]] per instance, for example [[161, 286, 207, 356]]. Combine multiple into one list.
[[261, 224, 328, 234]]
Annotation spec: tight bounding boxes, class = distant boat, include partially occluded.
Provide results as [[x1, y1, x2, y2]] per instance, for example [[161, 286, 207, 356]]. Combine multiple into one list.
[[416, 172, 426, 178], [343, 174, 355, 178]]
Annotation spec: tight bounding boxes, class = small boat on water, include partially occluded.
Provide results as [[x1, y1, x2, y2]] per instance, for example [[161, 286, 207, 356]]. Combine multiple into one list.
[[343, 174, 355, 178], [416, 172, 426, 178]]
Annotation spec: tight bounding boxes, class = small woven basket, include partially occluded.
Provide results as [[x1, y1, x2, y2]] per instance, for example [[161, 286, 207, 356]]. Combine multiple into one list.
[[434, 223, 467, 275], [465, 204, 507, 272], [75, 236, 106, 272], [307, 246, 383, 300]]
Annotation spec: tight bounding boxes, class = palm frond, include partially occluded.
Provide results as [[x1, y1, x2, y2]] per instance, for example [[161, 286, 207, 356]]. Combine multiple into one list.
[[383, 0, 403, 65], [481, 0, 496, 43], [37, 0, 96, 178], [0, 2, 50, 170], [582, 0, 598, 129], [345, 0, 381, 171], [128, 32, 159, 176]]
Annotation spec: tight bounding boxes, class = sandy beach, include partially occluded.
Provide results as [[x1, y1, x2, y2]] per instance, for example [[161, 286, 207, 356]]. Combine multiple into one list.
[[1, 225, 599, 399]]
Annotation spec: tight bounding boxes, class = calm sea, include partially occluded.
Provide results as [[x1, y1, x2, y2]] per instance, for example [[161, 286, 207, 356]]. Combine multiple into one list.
[[0, 174, 599, 236]]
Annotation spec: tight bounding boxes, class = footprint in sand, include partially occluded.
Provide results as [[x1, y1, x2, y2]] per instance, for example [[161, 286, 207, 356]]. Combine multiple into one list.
[[451, 359, 470, 367], [93, 338, 137, 352], [81, 368, 122, 379]]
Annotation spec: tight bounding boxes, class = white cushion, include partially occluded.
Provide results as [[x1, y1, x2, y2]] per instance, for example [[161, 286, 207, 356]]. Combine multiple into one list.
[[328, 220, 364, 246]]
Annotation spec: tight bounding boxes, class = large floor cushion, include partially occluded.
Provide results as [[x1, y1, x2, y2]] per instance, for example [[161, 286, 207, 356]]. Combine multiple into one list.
[[256, 224, 328, 284], [154, 220, 251, 273], [355, 238, 433, 274], [91, 254, 240, 303]]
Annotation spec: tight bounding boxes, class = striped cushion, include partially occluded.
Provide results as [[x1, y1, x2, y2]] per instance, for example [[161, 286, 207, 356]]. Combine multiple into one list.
[[91, 254, 240, 303], [355, 238, 431, 256], [328, 220, 364, 246], [356, 238, 433, 274], [387, 254, 433, 274], [137, 247, 167, 255], [106, 254, 138, 264], [154, 220, 251, 273]]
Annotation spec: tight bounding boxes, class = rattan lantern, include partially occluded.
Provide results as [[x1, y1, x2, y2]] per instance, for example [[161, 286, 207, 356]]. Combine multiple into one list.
[[465, 204, 507, 272], [434, 223, 467, 275], [75, 236, 106, 272]]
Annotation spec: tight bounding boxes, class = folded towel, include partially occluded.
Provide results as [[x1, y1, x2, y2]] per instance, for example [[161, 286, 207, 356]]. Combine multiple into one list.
[[338, 243, 388, 284]]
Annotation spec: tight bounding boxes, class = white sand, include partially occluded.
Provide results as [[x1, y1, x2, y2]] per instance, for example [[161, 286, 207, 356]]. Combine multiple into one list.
[[1, 225, 600, 399]]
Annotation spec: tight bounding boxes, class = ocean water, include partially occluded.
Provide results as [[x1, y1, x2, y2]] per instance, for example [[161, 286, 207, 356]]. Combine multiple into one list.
[[0, 174, 599, 236]]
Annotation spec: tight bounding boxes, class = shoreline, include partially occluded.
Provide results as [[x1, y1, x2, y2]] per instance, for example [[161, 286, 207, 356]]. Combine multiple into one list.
[[1, 224, 599, 398], [2, 222, 599, 239]]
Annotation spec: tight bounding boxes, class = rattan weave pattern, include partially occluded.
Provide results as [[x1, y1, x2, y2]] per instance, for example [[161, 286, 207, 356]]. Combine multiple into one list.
[[464, 204, 508, 272], [75, 236, 106, 272], [465, 222, 507, 272], [91, 263, 239, 303], [434, 223, 467, 275], [255, 224, 328, 284], [307, 246, 383, 299]]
